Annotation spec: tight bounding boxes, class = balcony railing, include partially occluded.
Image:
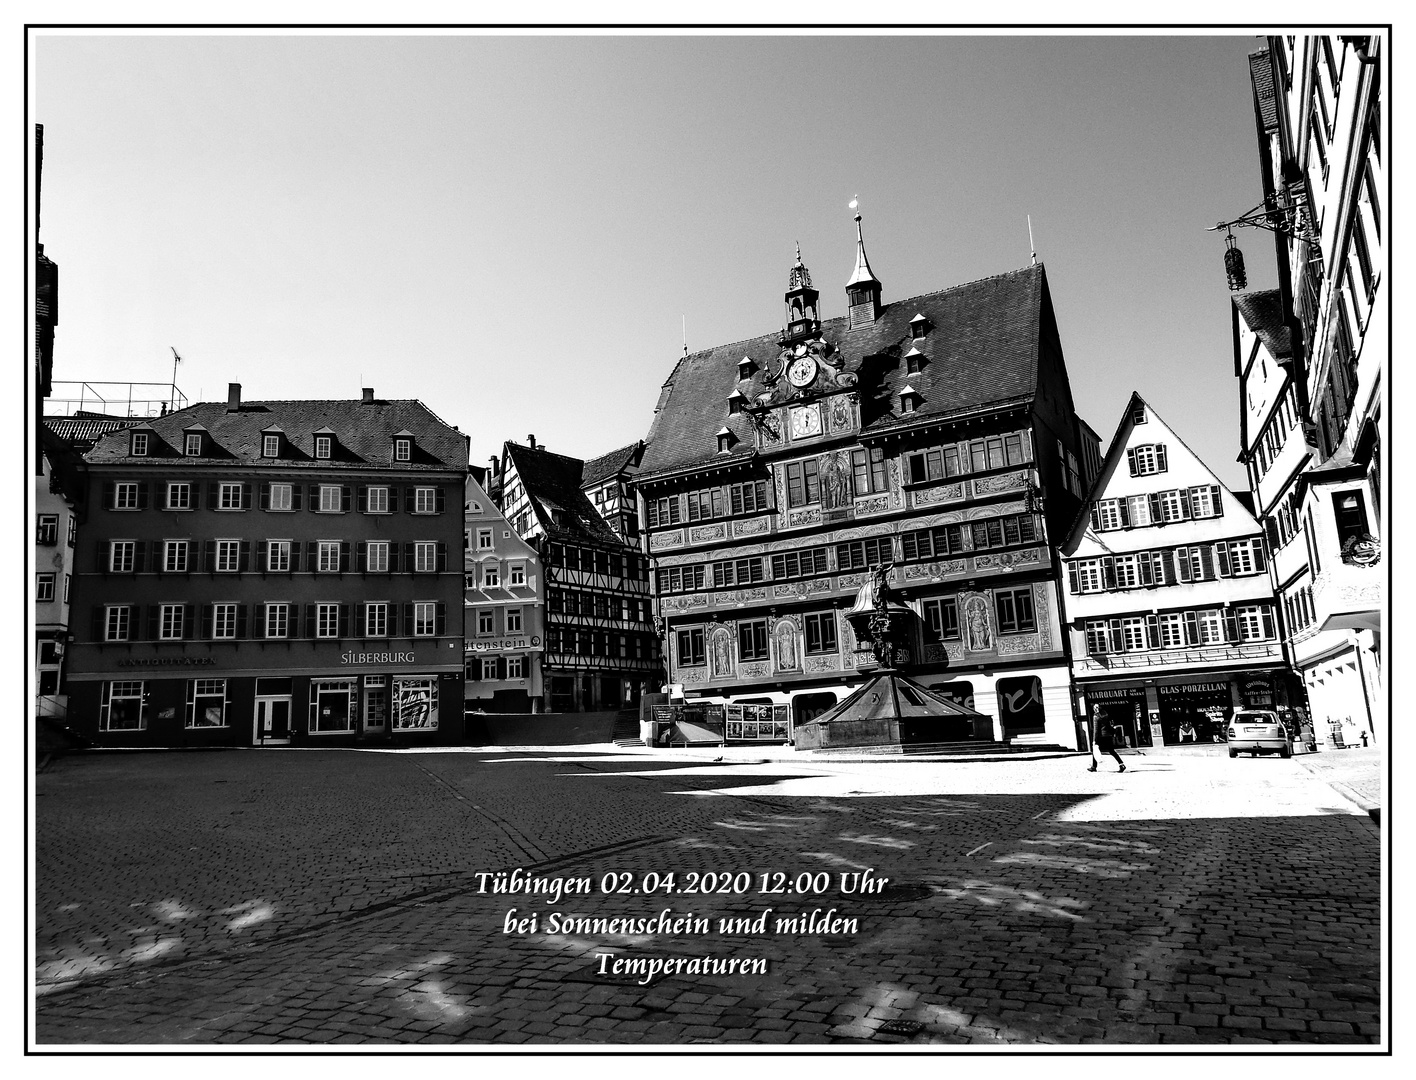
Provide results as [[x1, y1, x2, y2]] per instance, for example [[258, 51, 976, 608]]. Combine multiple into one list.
[[1078, 641, 1283, 674], [45, 381, 188, 419]]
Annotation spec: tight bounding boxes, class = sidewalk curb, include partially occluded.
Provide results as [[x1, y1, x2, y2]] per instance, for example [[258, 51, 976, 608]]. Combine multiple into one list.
[[1295, 759, 1381, 825]]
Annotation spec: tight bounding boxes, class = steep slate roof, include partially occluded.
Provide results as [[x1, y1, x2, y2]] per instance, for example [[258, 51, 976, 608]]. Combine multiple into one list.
[[1232, 289, 1293, 364], [504, 442, 625, 547], [639, 263, 1047, 477], [1249, 48, 1279, 132], [83, 398, 467, 471], [44, 413, 138, 450], [581, 441, 643, 488]]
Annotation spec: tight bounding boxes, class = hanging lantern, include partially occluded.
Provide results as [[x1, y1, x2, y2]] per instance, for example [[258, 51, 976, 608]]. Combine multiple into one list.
[[1224, 232, 1247, 292]]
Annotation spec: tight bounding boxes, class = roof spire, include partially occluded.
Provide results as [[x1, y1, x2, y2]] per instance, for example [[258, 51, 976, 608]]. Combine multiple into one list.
[[845, 196, 882, 328], [846, 197, 878, 289]]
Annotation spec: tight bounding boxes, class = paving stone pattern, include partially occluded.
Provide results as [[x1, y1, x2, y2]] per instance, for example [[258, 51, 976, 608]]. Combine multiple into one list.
[[35, 747, 1382, 1046]]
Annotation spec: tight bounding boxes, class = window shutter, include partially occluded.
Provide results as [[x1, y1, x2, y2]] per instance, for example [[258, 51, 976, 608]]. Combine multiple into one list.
[[1067, 563, 1080, 594], [403, 603, 414, 634], [260, 482, 270, 510], [341, 486, 352, 512], [253, 603, 265, 639], [1253, 539, 1267, 572], [256, 540, 267, 571], [437, 603, 447, 636], [404, 542, 415, 572], [185, 604, 196, 640], [437, 542, 448, 572], [1173, 547, 1191, 582], [1101, 556, 1116, 590], [1197, 546, 1214, 580], [467, 652, 479, 681], [137, 483, 150, 510], [1210, 485, 1223, 517], [404, 487, 415, 514], [1183, 611, 1199, 645], [203, 540, 216, 574], [1118, 500, 1131, 528], [497, 656, 507, 680], [1107, 618, 1124, 652], [1155, 445, 1168, 472], [1261, 607, 1275, 639], [1223, 609, 1240, 643], [1151, 551, 1167, 585], [201, 604, 214, 640], [91, 608, 105, 642], [132, 541, 147, 574], [189, 484, 201, 510], [388, 487, 399, 513], [209, 482, 220, 508], [291, 484, 302, 511], [356, 541, 366, 572], [1126, 448, 1139, 476], [1215, 543, 1232, 576], [102, 481, 115, 509], [339, 604, 350, 638], [1146, 614, 1160, 649], [305, 605, 317, 639], [239, 541, 251, 572], [1089, 505, 1101, 532], [357, 487, 367, 513], [241, 483, 252, 509], [1139, 554, 1153, 586], [340, 542, 351, 572], [235, 605, 248, 639], [387, 603, 398, 638], [307, 542, 318, 572], [147, 605, 160, 641], [435, 488, 446, 513]]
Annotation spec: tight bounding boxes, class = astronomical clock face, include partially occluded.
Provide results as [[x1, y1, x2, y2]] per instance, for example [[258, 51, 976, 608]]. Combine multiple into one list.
[[787, 355, 818, 388], [789, 404, 822, 439]]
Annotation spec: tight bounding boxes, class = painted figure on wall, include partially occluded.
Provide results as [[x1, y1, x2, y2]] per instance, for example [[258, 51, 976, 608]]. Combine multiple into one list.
[[710, 626, 734, 679], [963, 595, 992, 653], [820, 450, 851, 509], [774, 618, 799, 672]]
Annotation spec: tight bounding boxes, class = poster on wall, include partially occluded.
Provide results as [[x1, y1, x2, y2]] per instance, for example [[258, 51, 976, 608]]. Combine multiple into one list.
[[393, 677, 439, 731]]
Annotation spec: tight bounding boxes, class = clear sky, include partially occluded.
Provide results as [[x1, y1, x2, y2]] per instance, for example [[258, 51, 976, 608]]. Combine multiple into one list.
[[34, 31, 1279, 488]]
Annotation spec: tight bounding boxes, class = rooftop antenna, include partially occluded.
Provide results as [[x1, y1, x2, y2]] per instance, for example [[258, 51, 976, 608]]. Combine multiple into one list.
[[1028, 216, 1037, 265], [169, 347, 182, 412]]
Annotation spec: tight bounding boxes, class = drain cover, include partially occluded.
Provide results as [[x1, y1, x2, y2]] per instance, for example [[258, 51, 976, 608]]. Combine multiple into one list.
[[860, 884, 932, 903], [876, 1019, 923, 1036]]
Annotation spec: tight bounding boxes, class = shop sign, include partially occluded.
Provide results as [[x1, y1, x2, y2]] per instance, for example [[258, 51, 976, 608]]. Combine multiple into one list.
[[466, 636, 542, 653], [116, 656, 215, 667], [1158, 682, 1228, 696], [1088, 687, 1147, 701], [341, 651, 417, 664]]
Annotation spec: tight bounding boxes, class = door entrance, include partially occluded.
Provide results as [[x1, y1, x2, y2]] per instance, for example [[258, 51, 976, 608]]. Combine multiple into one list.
[[255, 697, 292, 745]]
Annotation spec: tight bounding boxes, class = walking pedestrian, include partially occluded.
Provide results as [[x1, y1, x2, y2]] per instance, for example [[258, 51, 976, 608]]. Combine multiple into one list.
[[1087, 715, 1126, 773]]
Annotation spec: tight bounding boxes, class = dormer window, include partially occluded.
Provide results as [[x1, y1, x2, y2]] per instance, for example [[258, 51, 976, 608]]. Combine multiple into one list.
[[315, 436, 332, 460], [904, 347, 924, 375], [849, 287, 871, 308], [737, 356, 756, 379], [909, 313, 931, 339], [262, 434, 280, 458], [394, 438, 412, 462], [184, 433, 202, 457], [716, 427, 736, 454], [899, 385, 922, 415], [727, 390, 744, 415], [131, 433, 149, 457]]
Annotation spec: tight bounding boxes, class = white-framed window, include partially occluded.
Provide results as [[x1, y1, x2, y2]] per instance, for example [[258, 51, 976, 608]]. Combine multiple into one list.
[[268, 483, 293, 511], [184, 433, 202, 457], [1084, 621, 1110, 656], [1128, 444, 1167, 476], [1126, 495, 1153, 527], [37, 514, 59, 545], [477, 528, 493, 550], [216, 540, 240, 573], [394, 438, 411, 462], [105, 605, 131, 641], [1158, 490, 1188, 523], [506, 656, 525, 679], [262, 435, 280, 457], [166, 482, 191, 510], [309, 678, 355, 733], [1121, 617, 1147, 652], [315, 603, 340, 639], [1113, 554, 1141, 589], [1226, 538, 1265, 576], [318, 485, 342, 512], [366, 486, 389, 514], [267, 540, 291, 573], [414, 542, 437, 573], [413, 602, 437, 637], [110, 540, 136, 573], [315, 435, 332, 459], [131, 432, 149, 456], [509, 563, 526, 586], [1235, 605, 1273, 641], [366, 541, 389, 573], [364, 675, 388, 729], [164, 540, 189, 573], [506, 608, 523, 633], [318, 541, 341, 573], [100, 681, 146, 731], [481, 657, 499, 679], [218, 482, 243, 510], [114, 482, 140, 510], [1096, 499, 1123, 531], [64, 574, 70, 603], [1196, 609, 1224, 645], [365, 602, 388, 638], [36, 574, 56, 602], [477, 609, 494, 634], [160, 604, 185, 640], [265, 602, 289, 638], [1072, 560, 1103, 593], [212, 603, 238, 639], [187, 679, 227, 728], [414, 487, 437, 513], [1189, 486, 1220, 518], [1158, 612, 1185, 649], [482, 563, 500, 587]]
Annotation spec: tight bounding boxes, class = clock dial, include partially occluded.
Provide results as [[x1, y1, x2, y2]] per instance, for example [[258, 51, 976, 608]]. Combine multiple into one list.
[[787, 356, 818, 388]]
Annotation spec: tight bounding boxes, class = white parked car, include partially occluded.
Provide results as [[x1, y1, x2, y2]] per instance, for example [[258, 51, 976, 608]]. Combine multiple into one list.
[[1227, 710, 1293, 759]]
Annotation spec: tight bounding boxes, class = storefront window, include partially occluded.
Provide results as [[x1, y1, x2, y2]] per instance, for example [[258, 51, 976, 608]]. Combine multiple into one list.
[[310, 679, 356, 733], [393, 677, 439, 731], [187, 679, 227, 728]]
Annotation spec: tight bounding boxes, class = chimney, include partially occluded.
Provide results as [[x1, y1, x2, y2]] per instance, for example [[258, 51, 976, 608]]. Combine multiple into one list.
[[528, 434, 537, 450], [489, 456, 499, 477], [362, 387, 374, 404], [227, 383, 241, 411]]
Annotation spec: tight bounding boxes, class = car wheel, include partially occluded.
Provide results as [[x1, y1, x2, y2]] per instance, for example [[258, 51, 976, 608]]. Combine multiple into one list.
[[1229, 749, 1238, 758]]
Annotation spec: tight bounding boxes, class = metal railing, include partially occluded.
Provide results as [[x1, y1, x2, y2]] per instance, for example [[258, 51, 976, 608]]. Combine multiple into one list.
[[45, 381, 188, 419]]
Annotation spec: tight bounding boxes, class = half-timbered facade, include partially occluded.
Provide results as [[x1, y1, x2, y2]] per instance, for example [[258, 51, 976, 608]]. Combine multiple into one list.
[[488, 439, 658, 712], [636, 221, 1096, 747]]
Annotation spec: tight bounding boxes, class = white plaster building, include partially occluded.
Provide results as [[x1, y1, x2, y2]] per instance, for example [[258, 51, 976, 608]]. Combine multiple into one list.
[[1060, 395, 1288, 748]]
